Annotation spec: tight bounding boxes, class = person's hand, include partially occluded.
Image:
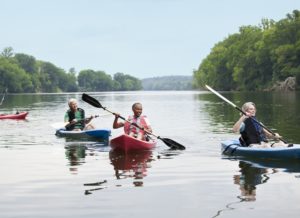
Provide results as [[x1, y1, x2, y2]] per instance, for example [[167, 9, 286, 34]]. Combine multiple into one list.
[[113, 113, 120, 118], [71, 119, 77, 124], [244, 111, 252, 117], [239, 113, 248, 120], [274, 133, 282, 139], [142, 126, 152, 133]]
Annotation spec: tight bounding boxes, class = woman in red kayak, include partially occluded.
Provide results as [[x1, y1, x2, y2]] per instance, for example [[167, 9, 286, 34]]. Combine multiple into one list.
[[113, 102, 152, 141]]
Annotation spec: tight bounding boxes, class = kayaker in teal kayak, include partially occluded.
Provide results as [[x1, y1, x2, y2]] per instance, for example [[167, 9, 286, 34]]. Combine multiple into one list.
[[232, 102, 288, 148], [64, 98, 95, 131], [113, 102, 152, 141]]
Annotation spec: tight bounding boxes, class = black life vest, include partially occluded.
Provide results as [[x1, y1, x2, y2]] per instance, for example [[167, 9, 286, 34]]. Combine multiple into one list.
[[66, 108, 85, 130], [240, 117, 266, 146]]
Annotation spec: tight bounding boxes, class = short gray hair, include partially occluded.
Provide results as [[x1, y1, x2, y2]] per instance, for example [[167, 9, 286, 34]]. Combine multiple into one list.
[[241, 102, 256, 113], [68, 98, 77, 105]]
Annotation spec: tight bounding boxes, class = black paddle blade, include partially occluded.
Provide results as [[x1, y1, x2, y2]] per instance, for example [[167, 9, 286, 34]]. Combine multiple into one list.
[[159, 137, 185, 150], [82, 93, 102, 108]]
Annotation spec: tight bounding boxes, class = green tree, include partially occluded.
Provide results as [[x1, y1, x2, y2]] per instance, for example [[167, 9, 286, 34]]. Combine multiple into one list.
[[78, 70, 114, 91], [193, 10, 300, 91], [1, 47, 14, 58], [113, 72, 142, 91], [0, 57, 33, 93], [37, 61, 68, 92], [14, 53, 37, 74], [269, 10, 300, 81]]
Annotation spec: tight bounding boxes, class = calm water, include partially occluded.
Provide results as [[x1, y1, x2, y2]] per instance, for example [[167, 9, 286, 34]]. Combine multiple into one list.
[[0, 91, 300, 218]]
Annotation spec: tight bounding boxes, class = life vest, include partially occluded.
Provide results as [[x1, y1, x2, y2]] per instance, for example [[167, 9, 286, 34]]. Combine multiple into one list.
[[66, 108, 85, 130], [124, 115, 149, 135], [240, 117, 267, 146]]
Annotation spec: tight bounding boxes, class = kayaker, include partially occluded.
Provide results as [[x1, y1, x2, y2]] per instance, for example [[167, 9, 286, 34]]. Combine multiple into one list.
[[113, 102, 152, 141], [64, 98, 94, 131], [232, 102, 289, 147]]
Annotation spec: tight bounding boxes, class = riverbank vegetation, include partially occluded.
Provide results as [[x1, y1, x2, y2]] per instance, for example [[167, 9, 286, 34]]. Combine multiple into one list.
[[193, 10, 300, 91], [0, 47, 141, 93], [142, 76, 192, 90]]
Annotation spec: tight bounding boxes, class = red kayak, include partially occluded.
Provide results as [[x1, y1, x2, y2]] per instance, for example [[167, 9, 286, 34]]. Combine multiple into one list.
[[0, 111, 28, 120], [110, 134, 157, 152]]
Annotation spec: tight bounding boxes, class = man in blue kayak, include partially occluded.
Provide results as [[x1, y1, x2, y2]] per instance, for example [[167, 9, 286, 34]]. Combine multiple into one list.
[[233, 102, 290, 147], [64, 98, 94, 131]]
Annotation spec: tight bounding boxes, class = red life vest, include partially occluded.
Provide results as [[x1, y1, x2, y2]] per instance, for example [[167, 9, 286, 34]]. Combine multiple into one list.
[[124, 115, 150, 135]]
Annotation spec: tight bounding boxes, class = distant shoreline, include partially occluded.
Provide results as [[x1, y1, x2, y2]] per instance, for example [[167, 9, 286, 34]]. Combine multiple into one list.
[[142, 75, 193, 91]]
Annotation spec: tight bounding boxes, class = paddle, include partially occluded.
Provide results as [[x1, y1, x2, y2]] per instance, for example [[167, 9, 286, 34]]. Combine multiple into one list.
[[82, 93, 186, 150], [51, 114, 110, 130], [0, 88, 8, 106], [205, 84, 288, 144]]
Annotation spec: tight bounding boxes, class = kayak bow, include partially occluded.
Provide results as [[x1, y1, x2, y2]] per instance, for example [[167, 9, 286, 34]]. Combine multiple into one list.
[[0, 111, 28, 120], [110, 134, 157, 152], [56, 128, 111, 142], [221, 139, 300, 160]]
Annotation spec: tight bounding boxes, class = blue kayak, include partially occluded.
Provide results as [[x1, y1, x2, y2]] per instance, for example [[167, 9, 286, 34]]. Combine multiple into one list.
[[56, 128, 111, 141], [221, 139, 300, 160]]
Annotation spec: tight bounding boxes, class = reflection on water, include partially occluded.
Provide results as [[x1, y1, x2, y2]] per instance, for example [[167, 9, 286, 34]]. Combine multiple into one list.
[[80, 147, 183, 195], [234, 161, 271, 202], [240, 157, 300, 173], [109, 150, 154, 187], [157, 149, 185, 159], [64, 142, 109, 174], [212, 160, 275, 218], [84, 180, 108, 195], [213, 156, 300, 218], [1, 91, 300, 217], [65, 145, 86, 174]]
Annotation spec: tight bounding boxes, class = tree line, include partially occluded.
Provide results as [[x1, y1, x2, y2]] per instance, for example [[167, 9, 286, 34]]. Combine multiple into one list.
[[0, 47, 142, 93], [142, 76, 193, 90], [193, 10, 300, 91]]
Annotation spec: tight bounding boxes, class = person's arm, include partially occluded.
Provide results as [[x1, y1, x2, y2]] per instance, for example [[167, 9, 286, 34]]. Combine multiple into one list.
[[85, 115, 94, 125], [263, 129, 281, 140], [113, 114, 124, 129], [233, 115, 247, 133], [64, 112, 74, 127], [144, 125, 152, 133], [143, 117, 152, 133]]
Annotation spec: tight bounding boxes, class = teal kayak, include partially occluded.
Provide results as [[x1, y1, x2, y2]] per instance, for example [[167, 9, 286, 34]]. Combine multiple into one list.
[[221, 139, 300, 160], [56, 128, 111, 142]]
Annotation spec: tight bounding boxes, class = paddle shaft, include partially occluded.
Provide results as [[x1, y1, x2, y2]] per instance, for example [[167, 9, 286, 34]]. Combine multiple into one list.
[[82, 93, 185, 150], [65, 115, 101, 128], [113, 112, 185, 149], [0, 88, 7, 105], [205, 85, 288, 144], [102, 107, 159, 138]]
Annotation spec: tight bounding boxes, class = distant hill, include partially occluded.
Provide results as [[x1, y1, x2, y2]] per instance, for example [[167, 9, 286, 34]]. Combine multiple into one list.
[[142, 75, 193, 90]]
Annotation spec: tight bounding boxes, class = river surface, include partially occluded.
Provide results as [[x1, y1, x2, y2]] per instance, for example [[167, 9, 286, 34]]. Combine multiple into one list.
[[0, 91, 300, 218]]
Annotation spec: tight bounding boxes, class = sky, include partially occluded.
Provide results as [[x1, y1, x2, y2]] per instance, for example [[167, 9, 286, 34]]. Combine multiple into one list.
[[1, 0, 300, 79]]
